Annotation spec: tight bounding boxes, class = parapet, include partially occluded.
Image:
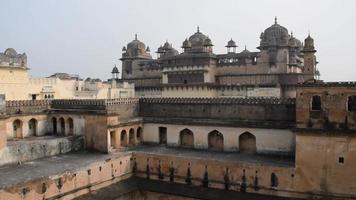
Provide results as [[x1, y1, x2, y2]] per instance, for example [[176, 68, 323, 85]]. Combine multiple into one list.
[[300, 81, 356, 87], [139, 97, 295, 105], [5, 100, 51, 115]]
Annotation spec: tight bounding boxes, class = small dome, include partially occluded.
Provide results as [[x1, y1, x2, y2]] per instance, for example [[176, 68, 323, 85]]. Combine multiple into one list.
[[162, 41, 172, 50], [240, 46, 250, 54], [288, 34, 298, 47], [226, 38, 237, 47], [4, 48, 17, 56], [156, 46, 165, 54], [111, 65, 119, 73], [146, 46, 150, 52], [122, 46, 127, 51], [203, 37, 213, 47], [182, 38, 192, 49]]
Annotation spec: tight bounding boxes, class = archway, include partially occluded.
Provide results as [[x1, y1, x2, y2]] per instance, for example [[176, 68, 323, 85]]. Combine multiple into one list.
[[121, 130, 127, 147], [179, 128, 194, 148], [59, 117, 65, 136], [109, 131, 116, 149], [28, 118, 37, 137], [67, 118, 74, 136], [52, 117, 57, 135], [13, 119, 23, 139], [129, 128, 135, 146], [136, 127, 143, 144], [239, 132, 256, 154], [208, 130, 224, 151]]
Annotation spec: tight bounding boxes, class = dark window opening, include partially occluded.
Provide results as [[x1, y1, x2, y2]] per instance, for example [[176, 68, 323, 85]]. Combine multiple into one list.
[[348, 96, 356, 111], [339, 157, 344, 164], [311, 95, 321, 111], [270, 173, 278, 187], [31, 94, 36, 100], [159, 127, 167, 145], [184, 80, 187, 84]]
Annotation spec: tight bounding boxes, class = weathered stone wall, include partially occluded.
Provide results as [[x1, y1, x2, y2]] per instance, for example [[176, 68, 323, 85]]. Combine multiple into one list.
[[0, 136, 84, 166], [85, 114, 108, 153], [5, 100, 51, 115], [296, 83, 356, 130], [0, 153, 133, 200], [140, 97, 295, 129], [295, 132, 356, 197], [133, 152, 301, 199]]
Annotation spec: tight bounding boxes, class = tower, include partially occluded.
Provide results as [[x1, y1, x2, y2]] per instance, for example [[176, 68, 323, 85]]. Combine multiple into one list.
[[302, 34, 317, 79], [120, 34, 152, 79]]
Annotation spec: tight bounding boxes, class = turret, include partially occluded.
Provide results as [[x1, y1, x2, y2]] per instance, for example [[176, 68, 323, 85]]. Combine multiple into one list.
[[302, 34, 317, 78]]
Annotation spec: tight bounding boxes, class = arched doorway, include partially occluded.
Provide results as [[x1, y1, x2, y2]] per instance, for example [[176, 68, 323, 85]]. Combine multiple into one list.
[[136, 127, 143, 144], [59, 117, 65, 136], [67, 118, 74, 136], [179, 128, 194, 148], [121, 130, 127, 147], [109, 131, 116, 149], [28, 118, 37, 137], [129, 128, 135, 146], [13, 119, 23, 139], [239, 132, 256, 154], [208, 130, 224, 151], [52, 117, 57, 135]]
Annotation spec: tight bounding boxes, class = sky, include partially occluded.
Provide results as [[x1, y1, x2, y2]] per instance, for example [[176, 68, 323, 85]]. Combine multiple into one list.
[[0, 0, 355, 81]]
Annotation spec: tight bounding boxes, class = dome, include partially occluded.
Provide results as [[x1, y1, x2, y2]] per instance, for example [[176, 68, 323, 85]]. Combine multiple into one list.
[[162, 41, 173, 51], [288, 34, 298, 47], [4, 48, 17, 56], [203, 37, 213, 47], [188, 27, 209, 48], [182, 38, 192, 49], [259, 17, 289, 48], [124, 34, 151, 58], [111, 65, 119, 74], [240, 46, 250, 54], [226, 38, 237, 47]]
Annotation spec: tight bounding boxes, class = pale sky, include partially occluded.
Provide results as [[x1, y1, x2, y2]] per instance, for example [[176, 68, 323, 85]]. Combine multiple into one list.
[[0, 0, 355, 81]]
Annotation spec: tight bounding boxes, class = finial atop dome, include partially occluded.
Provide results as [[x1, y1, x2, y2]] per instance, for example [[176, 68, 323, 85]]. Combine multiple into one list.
[[135, 34, 137, 40], [197, 26, 200, 33], [274, 16, 278, 24]]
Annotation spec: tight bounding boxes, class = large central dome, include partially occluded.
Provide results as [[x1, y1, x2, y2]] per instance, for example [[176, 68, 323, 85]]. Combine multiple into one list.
[[183, 27, 213, 53], [259, 17, 290, 49], [188, 27, 209, 47]]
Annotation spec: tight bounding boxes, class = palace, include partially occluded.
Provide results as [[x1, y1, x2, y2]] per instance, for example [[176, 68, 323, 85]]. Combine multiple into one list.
[[120, 17, 318, 98], [0, 19, 355, 200]]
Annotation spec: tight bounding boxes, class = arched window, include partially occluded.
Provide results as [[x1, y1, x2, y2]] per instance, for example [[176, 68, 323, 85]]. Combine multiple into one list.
[[311, 95, 321, 111], [52, 117, 57, 134], [208, 130, 224, 151], [120, 130, 127, 147], [44, 95, 48, 99], [179, 128, 194, 148], [67, 118, 74, 135], [28, 118, 37, 137], [136, 127, 143, 144], [239, 132, 256, 154], [59, 117, 65, 136], [13, 119, 23, 139], [347, 96, 356, 111], [129, 128, 135, 146]]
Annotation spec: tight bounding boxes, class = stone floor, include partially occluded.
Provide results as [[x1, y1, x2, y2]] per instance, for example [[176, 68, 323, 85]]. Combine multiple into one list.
[[0, 145, 294, 189]]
